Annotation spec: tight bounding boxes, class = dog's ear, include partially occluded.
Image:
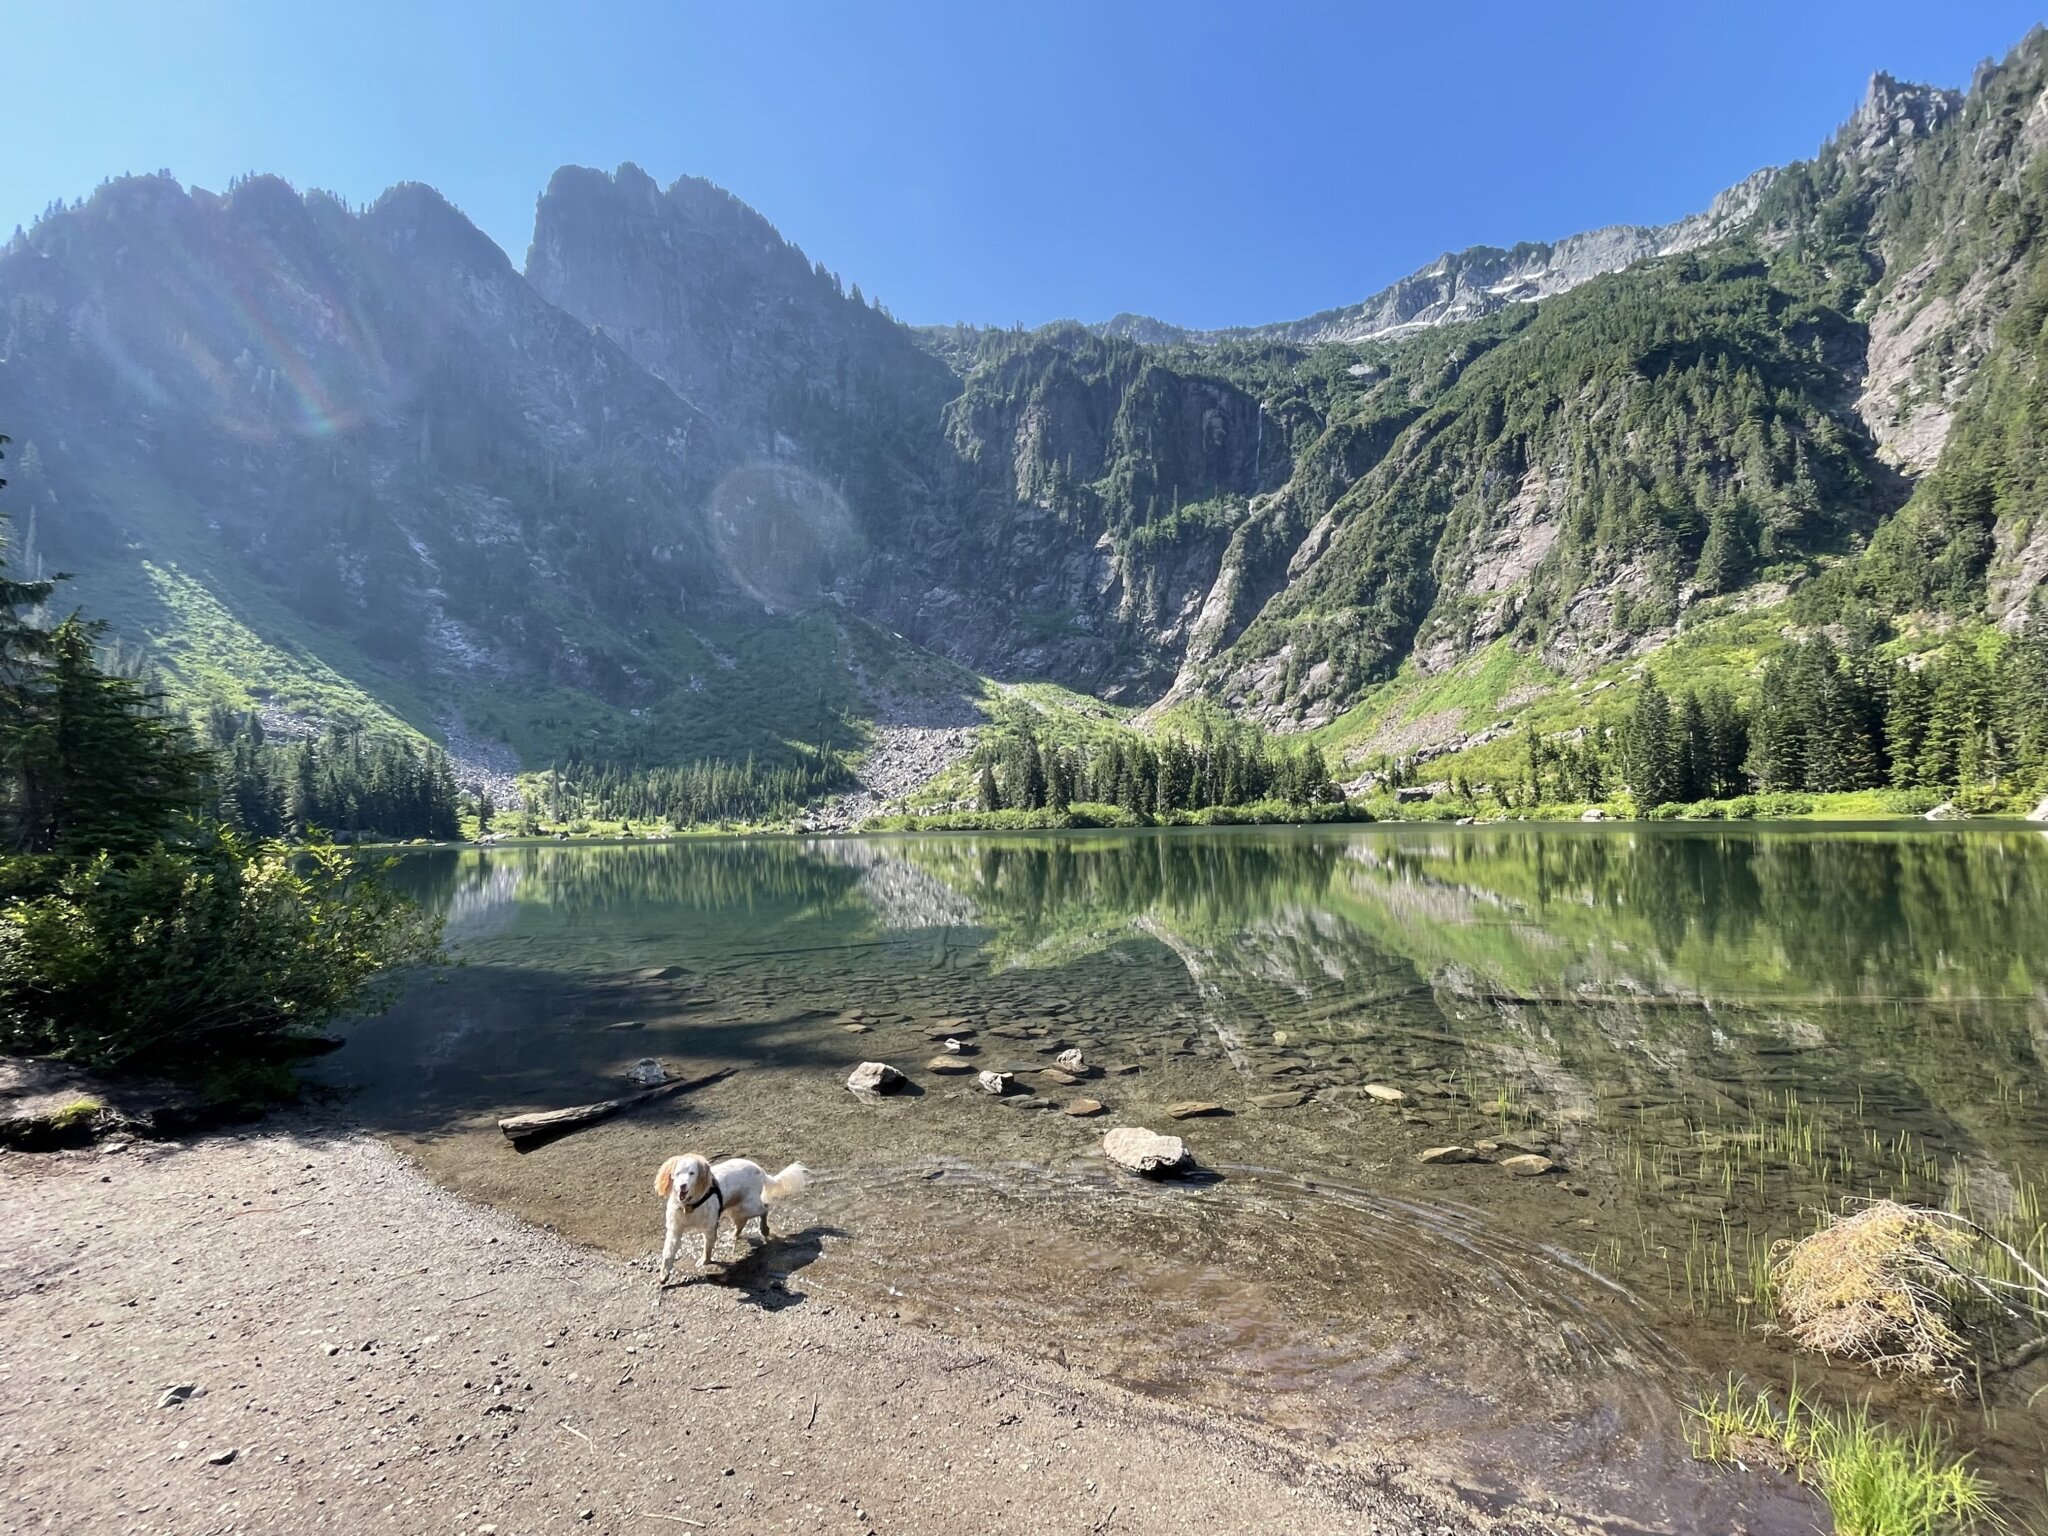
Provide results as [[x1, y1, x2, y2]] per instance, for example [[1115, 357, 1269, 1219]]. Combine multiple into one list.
[[655, 1156, 680, 1199]]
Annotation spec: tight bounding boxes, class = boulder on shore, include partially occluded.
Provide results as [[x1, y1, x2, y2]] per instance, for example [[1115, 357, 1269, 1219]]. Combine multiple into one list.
[[1102, 1127, 1188, 1176], [2028, 796, 2048, 823], [846, 1061, 905, 1096]]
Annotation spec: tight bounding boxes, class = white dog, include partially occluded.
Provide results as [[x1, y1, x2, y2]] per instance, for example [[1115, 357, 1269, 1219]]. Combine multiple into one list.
[[654, 1153, 809, 1282]]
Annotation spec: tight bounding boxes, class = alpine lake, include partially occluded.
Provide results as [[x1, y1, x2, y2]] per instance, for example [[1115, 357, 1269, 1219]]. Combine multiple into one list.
[[322, 823, 2048, 1532]]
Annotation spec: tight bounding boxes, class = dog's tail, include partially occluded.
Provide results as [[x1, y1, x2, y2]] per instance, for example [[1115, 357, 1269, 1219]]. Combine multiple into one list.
[[761, 1163, 810, 1203]]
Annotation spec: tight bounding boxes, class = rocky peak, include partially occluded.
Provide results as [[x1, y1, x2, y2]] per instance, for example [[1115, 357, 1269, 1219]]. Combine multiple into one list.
[[1844, 72, 1963, 158]]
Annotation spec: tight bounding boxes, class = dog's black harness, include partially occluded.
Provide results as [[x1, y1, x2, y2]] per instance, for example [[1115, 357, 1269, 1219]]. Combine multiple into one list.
[[683, 1172, 724, 1216]]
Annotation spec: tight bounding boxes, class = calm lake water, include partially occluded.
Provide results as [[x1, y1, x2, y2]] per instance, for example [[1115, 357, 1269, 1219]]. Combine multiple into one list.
[[330, 824, 2048, 1531]]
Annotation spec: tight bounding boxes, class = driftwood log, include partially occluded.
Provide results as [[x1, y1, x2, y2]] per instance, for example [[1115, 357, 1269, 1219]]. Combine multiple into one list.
[[496, 1067, 734, 1147]]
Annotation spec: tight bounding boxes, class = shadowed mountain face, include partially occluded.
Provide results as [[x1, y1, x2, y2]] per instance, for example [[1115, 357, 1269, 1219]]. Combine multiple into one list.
[[1, 38, 2044, 768]]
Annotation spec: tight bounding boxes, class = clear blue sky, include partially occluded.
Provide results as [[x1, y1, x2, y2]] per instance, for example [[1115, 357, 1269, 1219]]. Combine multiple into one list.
[[6, 2, 2041, 329]]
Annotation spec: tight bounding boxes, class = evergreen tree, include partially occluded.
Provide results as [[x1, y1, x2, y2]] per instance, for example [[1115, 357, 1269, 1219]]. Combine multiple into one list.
[[1745, 660, 1805, 793], [1616, 674, 1677, 808]]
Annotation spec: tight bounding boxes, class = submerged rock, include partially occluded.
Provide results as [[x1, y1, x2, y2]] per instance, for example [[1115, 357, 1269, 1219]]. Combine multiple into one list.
[[1418, 1145, 1482, 1165], [1102, 1127, 1188, 1176], [846, 1061, 905, 1096]]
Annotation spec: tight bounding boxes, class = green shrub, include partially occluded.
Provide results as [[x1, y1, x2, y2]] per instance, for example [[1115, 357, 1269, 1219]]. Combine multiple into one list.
[[0, 833, 441, 1070]]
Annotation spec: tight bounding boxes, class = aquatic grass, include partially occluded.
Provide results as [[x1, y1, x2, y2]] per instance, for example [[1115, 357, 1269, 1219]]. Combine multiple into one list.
[[1690, 1379, 2003, 1536], [1587, 1081, 2048, 1345]]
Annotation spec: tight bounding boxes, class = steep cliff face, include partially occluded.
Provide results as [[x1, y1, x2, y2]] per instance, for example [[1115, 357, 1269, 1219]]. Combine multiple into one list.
[[525, 174, 1284, 697]]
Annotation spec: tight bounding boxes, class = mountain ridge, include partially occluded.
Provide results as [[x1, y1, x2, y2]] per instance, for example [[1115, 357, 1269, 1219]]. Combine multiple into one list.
[[1, 35, 2043, 803]]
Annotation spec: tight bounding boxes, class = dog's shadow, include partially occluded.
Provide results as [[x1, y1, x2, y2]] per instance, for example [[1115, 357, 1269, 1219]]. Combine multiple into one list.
[[662, 1224, 848, 1311]]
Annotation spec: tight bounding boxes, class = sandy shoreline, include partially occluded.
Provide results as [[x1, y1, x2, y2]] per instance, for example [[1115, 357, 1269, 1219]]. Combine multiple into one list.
[[0, 1118, 1568, 1536]]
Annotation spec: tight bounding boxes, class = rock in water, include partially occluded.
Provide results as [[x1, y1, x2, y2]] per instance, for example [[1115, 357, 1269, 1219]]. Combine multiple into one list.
[[2029, 796, 2048, 823], [1055, 1049, 1085, 1073], [1363, 1084, 1406, 1104], [1579, 807, 1607, 822], [1102, 1127, 1188, 1176], [625, 1058, 669, 1088], [976, 1070, 1013, 1096], [1165, 1101, 1227, 1119], [1500, 1153, 1558, 1177], [846, 1061, 905, 1096], [1924, 800, 1965, 821], [1418, 1145, 1481, 1165]]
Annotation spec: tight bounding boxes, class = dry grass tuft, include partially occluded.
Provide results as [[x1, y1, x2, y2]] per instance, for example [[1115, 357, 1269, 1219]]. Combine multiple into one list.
[[1772, 1201, 1974, 1388]]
